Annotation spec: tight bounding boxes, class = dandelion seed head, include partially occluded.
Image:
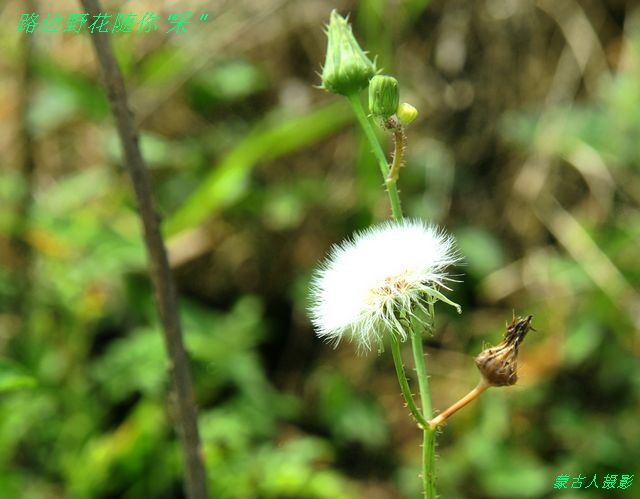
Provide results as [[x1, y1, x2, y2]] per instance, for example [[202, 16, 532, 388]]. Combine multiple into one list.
[[309, 219, 461, 351]]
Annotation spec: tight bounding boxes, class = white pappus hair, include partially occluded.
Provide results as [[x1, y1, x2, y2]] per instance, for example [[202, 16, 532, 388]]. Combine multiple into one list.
[[308, 219, 462, 352]]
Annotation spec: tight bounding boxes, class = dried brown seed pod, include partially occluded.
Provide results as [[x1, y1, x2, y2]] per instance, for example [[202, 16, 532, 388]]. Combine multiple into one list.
[[475, 315, 534, 387]]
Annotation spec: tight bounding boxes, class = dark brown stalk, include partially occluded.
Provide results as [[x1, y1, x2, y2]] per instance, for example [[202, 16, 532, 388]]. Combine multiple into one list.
[[78, 1, 208, 498], [9, 0, 37, 338]]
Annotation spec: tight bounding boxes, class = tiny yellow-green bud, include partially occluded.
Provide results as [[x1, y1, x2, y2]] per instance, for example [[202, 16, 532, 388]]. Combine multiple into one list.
[[369, 75, 399, 119], [321, 10, 377, 96], [397, 102, 418, 125]]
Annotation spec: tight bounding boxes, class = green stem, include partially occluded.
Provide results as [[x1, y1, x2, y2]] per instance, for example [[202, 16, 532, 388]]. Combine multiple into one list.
[[411, 313, 436, 498], [410, 318, 432, 417], [347, 93, 403, 221], [390, 334, 429, 429], [346, 92, 436, 497], [424, 428, 437, 499]]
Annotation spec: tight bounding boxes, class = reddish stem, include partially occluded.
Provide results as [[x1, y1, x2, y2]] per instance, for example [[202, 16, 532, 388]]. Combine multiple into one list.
[[429, 381, 490, 429]]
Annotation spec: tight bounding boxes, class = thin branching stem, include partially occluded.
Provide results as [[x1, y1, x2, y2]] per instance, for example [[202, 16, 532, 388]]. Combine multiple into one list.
[[390, 334, 429, 429], [79, 1, 208, 498], [386, 126, 405, 186], [410, 317, 433, 417], [429, 381, 490, 429], [410, 314, 437, 498], [347, 93, 403, 221], [347, 89, 438, 497], [424, 427, 436, 498]]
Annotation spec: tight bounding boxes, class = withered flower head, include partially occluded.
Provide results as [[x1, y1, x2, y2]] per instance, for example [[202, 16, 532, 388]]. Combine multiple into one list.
[[475, 315, 535, 387]]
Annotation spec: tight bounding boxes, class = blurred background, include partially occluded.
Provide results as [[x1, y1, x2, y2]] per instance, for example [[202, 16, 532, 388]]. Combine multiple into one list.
[[1, 0, 639, 497]]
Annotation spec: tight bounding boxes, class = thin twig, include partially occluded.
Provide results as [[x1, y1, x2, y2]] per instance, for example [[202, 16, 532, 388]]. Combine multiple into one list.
[[414, 305, 436, 499], [385, 126, 405, 186], [429, 381, 489, 429], [10, 0, 37, 338], [347, 93, 403, 220], [389, 334, 429, 429], [79, 1, 208, 498]]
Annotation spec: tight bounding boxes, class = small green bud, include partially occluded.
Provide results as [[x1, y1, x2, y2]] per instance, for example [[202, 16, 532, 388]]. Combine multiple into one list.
[[368, 75, 399, 119], [397, 102, 418, 125], [321, 10, 377, 96]]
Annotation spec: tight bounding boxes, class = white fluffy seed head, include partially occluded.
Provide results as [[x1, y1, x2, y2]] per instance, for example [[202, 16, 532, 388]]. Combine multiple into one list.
[[308, 219, 462, 352]]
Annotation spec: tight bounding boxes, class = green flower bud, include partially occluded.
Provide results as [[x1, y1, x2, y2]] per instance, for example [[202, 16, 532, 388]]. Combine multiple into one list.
[[321, 10, 377, 96], [369, 75, 399, 119], [397, 102, 418, 125]]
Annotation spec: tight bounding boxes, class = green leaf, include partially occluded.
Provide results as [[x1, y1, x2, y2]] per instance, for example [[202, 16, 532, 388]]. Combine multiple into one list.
[[191, 59, 267, 103], [564, 320, 603, 367], [455, 226, 505, 279], [0, 360, 37, 393], [164, 101, 352, 236]]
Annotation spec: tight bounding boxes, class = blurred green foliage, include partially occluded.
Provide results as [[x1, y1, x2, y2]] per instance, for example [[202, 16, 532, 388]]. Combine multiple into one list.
[[1, 1, 639, 498]]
